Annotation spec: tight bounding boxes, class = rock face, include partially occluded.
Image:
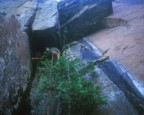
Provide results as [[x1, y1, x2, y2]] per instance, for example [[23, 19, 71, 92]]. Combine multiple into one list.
[[33, 0, 58, 30], [31, 0, 61, 54], [64, 39, 139, 115], [0, 13, 31, 114], [58, 0, 113, 44], [0, 0, 60, 55]]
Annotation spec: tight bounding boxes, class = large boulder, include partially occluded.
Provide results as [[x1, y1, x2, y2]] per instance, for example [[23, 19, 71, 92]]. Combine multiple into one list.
[[58, 0, 113, 44], [0, 13, 31, 114]]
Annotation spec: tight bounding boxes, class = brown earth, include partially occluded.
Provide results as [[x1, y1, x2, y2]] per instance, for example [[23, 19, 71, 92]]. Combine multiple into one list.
[[88, 0, 144, 81]]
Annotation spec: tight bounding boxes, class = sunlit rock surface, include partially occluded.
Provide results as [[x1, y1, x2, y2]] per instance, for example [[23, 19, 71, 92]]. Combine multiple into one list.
[[58, 0, 113, 44], [0, 13, 31, 114]]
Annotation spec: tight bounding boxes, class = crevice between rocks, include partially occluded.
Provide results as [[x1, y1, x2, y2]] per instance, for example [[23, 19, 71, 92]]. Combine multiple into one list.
[[12, 3, 39, 115], [12, 1, 62, 114]]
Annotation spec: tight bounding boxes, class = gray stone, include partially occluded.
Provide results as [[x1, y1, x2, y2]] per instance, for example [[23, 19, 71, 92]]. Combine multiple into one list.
[[32, 0, 58, 30], [30, 82, 59, 115], [98, 59, 144, 113], [0, 0, 37, 31], [64, 38, 139, 115], [0, 13, 31, 114], [58, 0, 113, 44], [81, 38, 144, 114], [93, 68, 138, 115]]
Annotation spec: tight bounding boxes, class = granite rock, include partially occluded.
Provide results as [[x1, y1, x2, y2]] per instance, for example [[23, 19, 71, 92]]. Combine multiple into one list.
[[0, 13, 31, 114]]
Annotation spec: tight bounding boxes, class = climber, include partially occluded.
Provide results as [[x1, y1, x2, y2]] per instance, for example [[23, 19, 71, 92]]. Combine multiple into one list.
[[32, 47, 60, 61]]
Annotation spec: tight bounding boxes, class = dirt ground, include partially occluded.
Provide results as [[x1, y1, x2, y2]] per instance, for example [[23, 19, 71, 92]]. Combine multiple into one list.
[[88, 0, 144, 81]]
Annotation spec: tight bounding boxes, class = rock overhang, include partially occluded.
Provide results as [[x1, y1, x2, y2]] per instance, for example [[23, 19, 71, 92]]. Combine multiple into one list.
[[58, 0, 113, 44]]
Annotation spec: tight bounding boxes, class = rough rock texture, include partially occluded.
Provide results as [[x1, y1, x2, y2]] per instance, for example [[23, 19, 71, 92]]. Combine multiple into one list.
[[0, 0, 37, 31], [31, 0, 61, 54], [93, 68, 138, 115], [32, 0, 58, 30], [0, 13, 31, 114], [0, 0, 60, 55], [64, 39, 139, 115], [58, 0, 113, 44], [98, 60, 144, 113]]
